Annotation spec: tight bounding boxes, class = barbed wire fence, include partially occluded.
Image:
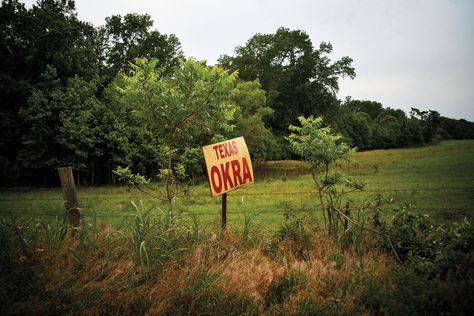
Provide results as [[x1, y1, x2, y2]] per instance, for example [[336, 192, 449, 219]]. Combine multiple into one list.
[[1, 184, 473, 219]]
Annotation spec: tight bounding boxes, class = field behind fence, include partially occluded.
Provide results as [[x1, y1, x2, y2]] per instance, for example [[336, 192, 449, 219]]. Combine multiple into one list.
[[1, 140, 473, 228]]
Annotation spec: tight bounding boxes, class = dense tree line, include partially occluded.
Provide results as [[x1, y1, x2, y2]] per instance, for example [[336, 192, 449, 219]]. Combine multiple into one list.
[[1, 0, 473, 186], [218, 29, 474, 154], [333, 99, 474, 150]]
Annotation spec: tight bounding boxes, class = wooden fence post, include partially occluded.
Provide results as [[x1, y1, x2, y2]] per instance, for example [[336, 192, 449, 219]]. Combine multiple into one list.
[[221, 193, 227, 229], [58, 167, 81, 226]]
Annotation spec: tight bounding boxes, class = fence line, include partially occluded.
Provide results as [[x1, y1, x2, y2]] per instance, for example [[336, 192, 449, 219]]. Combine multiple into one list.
[[0, 178, 474, 192], [0, 186, 472, 202], [2, 207, 474, 219]]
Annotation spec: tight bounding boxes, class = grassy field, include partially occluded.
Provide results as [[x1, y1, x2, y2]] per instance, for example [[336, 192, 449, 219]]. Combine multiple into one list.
[[2, 140, 474, 315], [0, 140, 473, 228]]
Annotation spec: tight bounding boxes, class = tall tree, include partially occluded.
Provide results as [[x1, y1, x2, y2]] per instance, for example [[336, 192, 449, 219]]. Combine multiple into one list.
[[410, 108, 441, 143], [231, 79, 275, 159], [18, 66, 104, 184], [0, 0, 98, 183], [96, 13, 183, 82], [342, 99, 383, 120], [219, 27, 355, 132]]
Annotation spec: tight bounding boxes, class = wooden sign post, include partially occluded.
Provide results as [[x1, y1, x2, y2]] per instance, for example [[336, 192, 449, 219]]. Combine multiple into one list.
[[202, 137, 254, 228], [221, 193, 227, 229], [58, 167, 81, 227]]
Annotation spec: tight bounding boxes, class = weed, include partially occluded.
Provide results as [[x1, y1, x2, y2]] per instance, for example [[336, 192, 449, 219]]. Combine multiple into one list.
[[160, 271, 258, 315], [268, 209, 313, 260], [328, 250, 346, 270], [297, 297, 346, 316], [265, 269, 308, 306]]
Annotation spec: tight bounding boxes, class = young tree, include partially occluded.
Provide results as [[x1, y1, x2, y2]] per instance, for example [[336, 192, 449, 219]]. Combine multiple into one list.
[[116, 58, 238, 210], [287, 116, 361, 237]]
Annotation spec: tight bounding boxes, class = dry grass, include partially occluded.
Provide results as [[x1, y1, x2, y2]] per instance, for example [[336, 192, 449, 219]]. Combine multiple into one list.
[[3, 216, 471, 315], [52, 226, 391, 315]]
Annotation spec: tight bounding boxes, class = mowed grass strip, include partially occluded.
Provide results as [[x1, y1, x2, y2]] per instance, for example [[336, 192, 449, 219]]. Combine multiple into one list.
[[0, 140, 473, 227]]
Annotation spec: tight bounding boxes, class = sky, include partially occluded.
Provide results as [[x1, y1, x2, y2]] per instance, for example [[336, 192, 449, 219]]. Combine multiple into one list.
[[21, 0, 474, 121]]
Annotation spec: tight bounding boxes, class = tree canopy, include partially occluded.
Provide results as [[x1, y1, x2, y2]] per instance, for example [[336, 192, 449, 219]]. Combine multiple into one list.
[[219, 27, 355, 132], [0, 0, 473, 185]]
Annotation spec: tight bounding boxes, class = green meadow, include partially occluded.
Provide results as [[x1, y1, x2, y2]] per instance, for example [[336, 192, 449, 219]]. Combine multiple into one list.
[[1, 140, 473, 228], [2, 140, 474, 315]]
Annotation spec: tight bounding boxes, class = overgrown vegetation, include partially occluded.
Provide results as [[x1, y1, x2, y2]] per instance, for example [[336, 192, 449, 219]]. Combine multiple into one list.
[[2, 0, 474, 185], [1, 140, 473, 314], [1, 1, 472, 313], [287, 116, 358, 238], [1, 205, 472, 315]]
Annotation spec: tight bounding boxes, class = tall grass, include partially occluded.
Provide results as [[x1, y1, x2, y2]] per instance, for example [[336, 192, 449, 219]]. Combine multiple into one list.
[[1, 202, 472, 315]]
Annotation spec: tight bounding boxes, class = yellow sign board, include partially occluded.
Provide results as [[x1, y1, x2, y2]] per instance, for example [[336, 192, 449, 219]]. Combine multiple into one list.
[[202, 136, 254, 196]]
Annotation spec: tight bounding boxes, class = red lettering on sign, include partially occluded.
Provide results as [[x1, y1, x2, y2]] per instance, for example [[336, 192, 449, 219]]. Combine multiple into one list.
[[231, 159, 243, 186], [232, 140, 238, 155], [203, 137, 254, 196], [220, 161, 234, 191], [213, 145, 220, 160], [224, 142, 230, 157], [210, 165, 222, 193], [218, 144, 225, 159], [242, 157, 253, 184], [212, 141, 240, 160]]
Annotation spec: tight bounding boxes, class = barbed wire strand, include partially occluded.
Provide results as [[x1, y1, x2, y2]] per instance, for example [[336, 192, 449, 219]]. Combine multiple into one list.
[[1, 186, 473, 202]]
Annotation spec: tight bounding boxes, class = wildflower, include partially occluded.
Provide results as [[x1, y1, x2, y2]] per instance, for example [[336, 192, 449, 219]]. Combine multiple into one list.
[[19, 256, 27, 263]]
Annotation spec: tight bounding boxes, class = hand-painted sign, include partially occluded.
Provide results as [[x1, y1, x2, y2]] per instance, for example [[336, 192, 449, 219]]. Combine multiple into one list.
[[202, 136, 254, 196]]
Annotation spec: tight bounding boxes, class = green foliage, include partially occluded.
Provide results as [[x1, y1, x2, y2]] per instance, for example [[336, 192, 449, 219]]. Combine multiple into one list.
[[181, 147, 204, 182], [1, 0, 473, 185], [116, 200, 195, 272], [269, 209, 313, 260], [19, 68, 104, 172], [0, 0, 99, 183], [354, 246, 474, 316], [113, 166, 149, 188], [287, 116, 360, 238], [232, 79, 275, 160], [117, 57, 238, 206], [288, 116, 355, 170], [120, 57, 238, 146], [333, 99, 472, 151], [340, 111, 373, 150], [238, 211, 263, 247], [101, 75, 163, 176], [378, 208, 474, 276], [96, 13, 183, 82], [219, 27, 355, 133]]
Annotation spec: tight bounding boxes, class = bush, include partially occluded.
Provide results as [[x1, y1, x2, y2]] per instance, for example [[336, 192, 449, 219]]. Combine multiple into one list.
[[379, 208, 474, 277]]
